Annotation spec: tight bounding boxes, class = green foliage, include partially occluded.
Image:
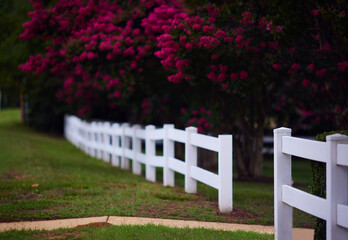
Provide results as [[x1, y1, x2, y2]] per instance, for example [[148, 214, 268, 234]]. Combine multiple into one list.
[[312, 130, 348, 240], [0, 0, 34, 98]]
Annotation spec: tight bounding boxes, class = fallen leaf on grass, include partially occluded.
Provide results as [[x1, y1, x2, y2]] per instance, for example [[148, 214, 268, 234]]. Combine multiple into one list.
[[31, 184, 39, 187]]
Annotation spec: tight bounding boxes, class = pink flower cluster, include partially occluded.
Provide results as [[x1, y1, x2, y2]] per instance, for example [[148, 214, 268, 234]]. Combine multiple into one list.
[[19, 0, 187, 116], [155, 11, 283, 88], [181, 107, 214, 133]]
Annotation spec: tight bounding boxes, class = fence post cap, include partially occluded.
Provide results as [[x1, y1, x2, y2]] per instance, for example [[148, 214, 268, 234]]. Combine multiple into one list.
[[273, 127, 292, 133], [185, 126, 197, 132], [326, 133, 348, 141], [145, 125, 155, 130]]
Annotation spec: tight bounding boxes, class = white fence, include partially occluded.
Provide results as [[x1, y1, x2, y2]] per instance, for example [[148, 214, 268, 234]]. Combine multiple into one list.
[[274, 127, 348, 240], [65, 115, 233, 213]]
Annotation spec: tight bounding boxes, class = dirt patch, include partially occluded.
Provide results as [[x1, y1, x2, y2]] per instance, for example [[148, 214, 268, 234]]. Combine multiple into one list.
[[34, 231, 82, 239], [137, 197, 257, 223], [0, 172, 32, 180], [75, 222, 112, 228]]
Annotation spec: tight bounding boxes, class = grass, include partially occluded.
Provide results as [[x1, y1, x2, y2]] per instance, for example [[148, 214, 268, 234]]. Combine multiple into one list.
[[0, 224, 274, 240], [0, 108, 314, 228]]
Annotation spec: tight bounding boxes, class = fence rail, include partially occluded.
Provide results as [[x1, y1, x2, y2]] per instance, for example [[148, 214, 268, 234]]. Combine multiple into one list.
[[274, 127, 348, 240], [65, 115, 233, 213]]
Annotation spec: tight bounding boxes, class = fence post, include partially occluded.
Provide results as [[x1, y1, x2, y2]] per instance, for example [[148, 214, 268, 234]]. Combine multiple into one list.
[[96, 122, 103, 159], [146, 125, 156, 182], [81, 121, 87, 154], [218, 134, 233, 213], [87, 121, 92, 156], [102, 122, 111, 163], [91, 122, 97, 158], [132, 125, 142, 175], [121, 123, 130, 170], [111, 123, 120, 167], [185, 126, 197, 193], [163, 124, 175, 187], [326, 134, 348, 240], [274, 127, 292, 240]]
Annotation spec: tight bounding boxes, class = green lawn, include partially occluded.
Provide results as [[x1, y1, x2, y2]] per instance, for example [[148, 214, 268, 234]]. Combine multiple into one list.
[[0, 108, 314, 228], [0, 224, 273, 240]]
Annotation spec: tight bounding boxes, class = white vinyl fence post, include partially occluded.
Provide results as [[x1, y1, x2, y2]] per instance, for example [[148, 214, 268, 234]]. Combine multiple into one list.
[[91, 122, 97, 158], [97, 122, 103, 159], [87, 122, 92, 156], [132, 125, 142, 175], [185, 126, 197, 193], [163, 124, 175, 187], [82, 121, 86, 151], [111, 123, 120, 167], [218, 134, 233, 213], [274, 127, 292, 240], [102, 122, 111, 163], [121, 123, 130, 170], [326, 134, 348, 240], [146, 125, 156, 182]]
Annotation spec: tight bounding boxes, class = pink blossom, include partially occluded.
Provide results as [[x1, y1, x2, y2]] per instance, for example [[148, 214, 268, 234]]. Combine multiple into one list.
[[230, 73, 239, 80], [239, 71, 248, 79], [272, 64, 280, 70], [311, 9, 319, 16], [259, 42, 266, 48], [211, 54, 219, 60], [199, 107, 206, 113], [185, 43, 193, 50], [224, 37, 233, 43], [192, 24, 201, 31], [113, 90, 121, 98], [316, 68, 327, 78], [207, 71, 216, 81], [307, 64, 314, 72], [321, 43, 331, 52], [338, 61, 348, 72], [180, 108, 186, 114], [215, 30, 226, 39], [168, 72, 185, 83], [203, 122, 210, 129], [302, 79, 310, 88], [290, 63, 301, 71], [197, 118, 206, 125], [217, 73, 227, 82], [175, 60, 186, 72], [235, 34, 243, 42]]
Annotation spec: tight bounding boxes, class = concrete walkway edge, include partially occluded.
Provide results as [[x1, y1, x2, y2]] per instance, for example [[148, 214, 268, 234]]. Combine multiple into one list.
[[0, 216, 313, 240]]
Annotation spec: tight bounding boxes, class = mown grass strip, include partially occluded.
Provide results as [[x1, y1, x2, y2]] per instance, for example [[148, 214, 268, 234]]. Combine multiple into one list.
[[0, 109, 313, 227], [0, 224, 274, 240]]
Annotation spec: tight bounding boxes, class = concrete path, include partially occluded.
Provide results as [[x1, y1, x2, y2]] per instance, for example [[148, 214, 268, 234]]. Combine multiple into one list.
[[0, 216, 313, 240]]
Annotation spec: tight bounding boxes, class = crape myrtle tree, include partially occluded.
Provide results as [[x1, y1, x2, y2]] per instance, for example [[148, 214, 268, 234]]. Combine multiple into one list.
[[19, 0, 193, 125], [20, 0, 347, 178], [155, 0, 348, 178], [155, 3, 286, 177]]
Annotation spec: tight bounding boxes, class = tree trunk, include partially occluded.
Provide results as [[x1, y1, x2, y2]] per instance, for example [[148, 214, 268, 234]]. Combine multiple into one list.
[[20, 92, 25, 122], [234, 127, 264, 179]]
